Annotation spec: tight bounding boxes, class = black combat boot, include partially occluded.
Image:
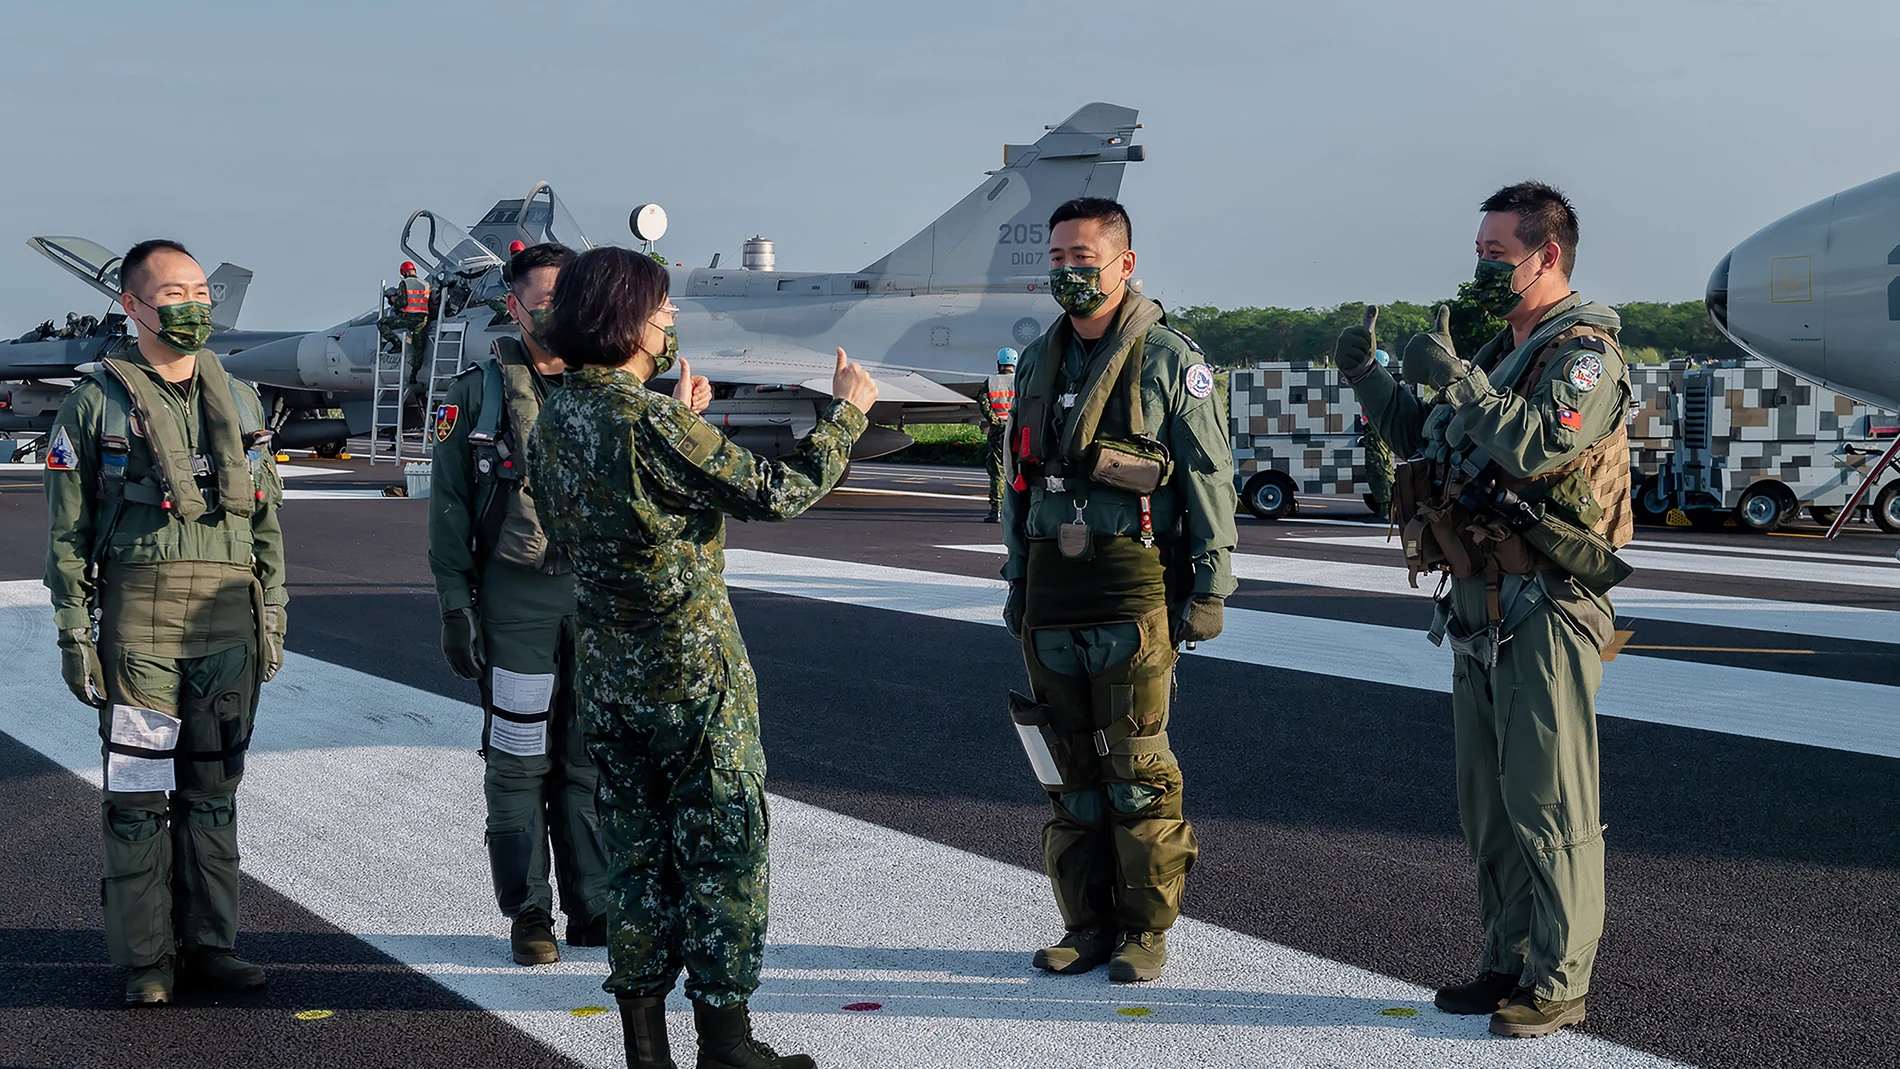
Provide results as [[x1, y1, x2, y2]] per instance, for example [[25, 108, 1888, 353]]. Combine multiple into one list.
[[178, 948, 267, 992], [618, 995, 678, 1069], [123, 955, 174, 1006], [692, 1000, 814, 1069], [1489, 990, 1588, 1038], [511, 906, 560, 965], [1433, 970, 1520, 1015]]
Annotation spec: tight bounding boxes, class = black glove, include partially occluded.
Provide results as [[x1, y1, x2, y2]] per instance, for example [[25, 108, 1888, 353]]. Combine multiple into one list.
[[1173, 595, 1225, 645], [441, 607, 485, 680], [1333, 305, 1379, 381], [1003, 580, 1025, 639], [1402, 305, 1466, 390], [261, 605, 287, 683], [57, 627, 106, 707]]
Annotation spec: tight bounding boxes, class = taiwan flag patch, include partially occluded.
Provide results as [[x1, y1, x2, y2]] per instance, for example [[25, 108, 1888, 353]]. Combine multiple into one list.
[[433, 404, 458, 442], [45, 426, 78, 470], [1558, 408, 1583, 431]]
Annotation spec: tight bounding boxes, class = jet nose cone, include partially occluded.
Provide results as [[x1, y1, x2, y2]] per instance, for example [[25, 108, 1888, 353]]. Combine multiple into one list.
[[1706, 251, 1732, 335]]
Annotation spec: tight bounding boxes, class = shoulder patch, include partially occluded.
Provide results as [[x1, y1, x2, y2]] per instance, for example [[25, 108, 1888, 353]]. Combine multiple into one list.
[[433, 403, 458, 442], [1578, 336, 1607, 353], [669, 412, 725, 467], [1184, 363, 1216, 400], [46, 426, 78, 471], [1567, 353, 1603, 393]]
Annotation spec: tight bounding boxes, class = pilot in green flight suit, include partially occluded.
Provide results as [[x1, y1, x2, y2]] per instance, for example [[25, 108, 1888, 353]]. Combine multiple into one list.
[[43, 240, 288, 1006], [1001, 198, 1238, 984], [429, 242, 611, 965]]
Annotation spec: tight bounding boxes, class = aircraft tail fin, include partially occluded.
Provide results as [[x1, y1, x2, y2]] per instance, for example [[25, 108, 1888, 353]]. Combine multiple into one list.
[[859, 102, 1142, 289], [207, 263, 253, 330]]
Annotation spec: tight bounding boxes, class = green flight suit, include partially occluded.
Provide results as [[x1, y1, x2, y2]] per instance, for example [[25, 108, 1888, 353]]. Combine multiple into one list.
[[43, 349, 287, 970], [528, 363, 865, 1007], [428, 336, 609, 925], [1348, 293, 1629, 1001], [1001, 294, 1238, 936]]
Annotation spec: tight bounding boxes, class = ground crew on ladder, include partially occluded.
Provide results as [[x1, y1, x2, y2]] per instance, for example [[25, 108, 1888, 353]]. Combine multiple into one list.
[[379, 260, 433, 385], [1332, 181, 1633, 1040], [1000, 197, 1238, 985], [42, 238, 288, 1006], [981, 347, 1018, 522]]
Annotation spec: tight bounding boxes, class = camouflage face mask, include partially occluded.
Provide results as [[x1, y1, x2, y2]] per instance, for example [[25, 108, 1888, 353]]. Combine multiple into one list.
[[1048, 262, 1120, 318], [648, 324, 679, 377], [1471, 252, 1539, 317], [521, 306, 553, 347], [134, 298, 214, 354]]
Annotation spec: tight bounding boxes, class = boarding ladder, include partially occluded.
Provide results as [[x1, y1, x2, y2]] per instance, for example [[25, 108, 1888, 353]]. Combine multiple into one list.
[[423, 320, 470, 442], [367, 319, 410, 465]]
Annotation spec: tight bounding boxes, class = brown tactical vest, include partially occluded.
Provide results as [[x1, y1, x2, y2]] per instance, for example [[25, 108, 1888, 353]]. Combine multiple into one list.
[[1396, 323, 1633, 590]]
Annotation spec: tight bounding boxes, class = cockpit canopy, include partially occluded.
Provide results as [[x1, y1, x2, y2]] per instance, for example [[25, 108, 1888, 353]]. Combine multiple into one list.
[[400, 211, 504, 278], [28, 236, 125, 299], [468, 182, 595, 258]]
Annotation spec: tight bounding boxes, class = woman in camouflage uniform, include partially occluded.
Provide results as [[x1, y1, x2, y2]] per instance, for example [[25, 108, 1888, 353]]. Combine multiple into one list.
[[528, 248, 877, 1069]]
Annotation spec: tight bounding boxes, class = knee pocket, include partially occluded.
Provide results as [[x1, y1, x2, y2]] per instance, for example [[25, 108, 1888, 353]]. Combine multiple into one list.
[[694, 769, 768, 864], [1056, 787, 1107, 824], [1105, 782, 1164, 815], [186, 796, 235, 829], [1111, 818, 1198, 888], [106, 806, 164, 843]]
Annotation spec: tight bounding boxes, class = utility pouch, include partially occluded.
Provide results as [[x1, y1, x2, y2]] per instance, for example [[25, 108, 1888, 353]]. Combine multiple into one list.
[[1085, 436, 1171, 495], [1009, 690, 1075, 792], [1519, 512, 1633, 595]]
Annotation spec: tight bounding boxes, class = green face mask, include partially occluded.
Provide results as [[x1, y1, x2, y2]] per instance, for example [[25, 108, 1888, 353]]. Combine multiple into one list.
[[649, 325, 679, 377], [1471, 253, 1538, 317], [137, 298, 214, 354], [521, 306, 553, 347], [1048, 263, 1118, 318]]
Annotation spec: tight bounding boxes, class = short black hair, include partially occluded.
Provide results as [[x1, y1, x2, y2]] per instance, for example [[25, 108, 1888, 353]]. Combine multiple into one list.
[[1048, 197, 1132, 250], [121, 239, 194, 295], [543, 246, 670, 369], [1480, 182, 1578, 276], [509, 242, 575, 294]]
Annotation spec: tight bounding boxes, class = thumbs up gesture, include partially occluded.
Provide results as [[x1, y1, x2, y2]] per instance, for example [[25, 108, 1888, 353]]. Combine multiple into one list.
[[1333, 304, 1379, 381], [831, 347, 879, 415], [671, 357, 713, 414], [1402, 305, 1466, 390]]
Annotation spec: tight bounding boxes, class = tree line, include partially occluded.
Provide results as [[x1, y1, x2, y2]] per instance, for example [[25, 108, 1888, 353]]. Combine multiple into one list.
[[1169, 293, 1744, 368]]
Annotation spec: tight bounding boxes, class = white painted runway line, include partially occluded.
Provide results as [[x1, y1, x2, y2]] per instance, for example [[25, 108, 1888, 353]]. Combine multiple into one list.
[[734, 550, 1900, 759], [1294, 535, 1900, 590], [283, 489, 405, 500], [0, 581, 1673, 1068], [940, 543, 1900, 648], [274, 465, 353, 480]]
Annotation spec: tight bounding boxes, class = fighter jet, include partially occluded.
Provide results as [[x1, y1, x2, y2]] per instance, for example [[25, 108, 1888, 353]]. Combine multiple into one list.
[[222, 101, 1146, 459], [1707, 169, 1900, 534], [0, 236, 301, 451]]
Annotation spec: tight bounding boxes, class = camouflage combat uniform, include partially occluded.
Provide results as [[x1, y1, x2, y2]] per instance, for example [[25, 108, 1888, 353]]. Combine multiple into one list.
[[527, 365, 865, 1006]]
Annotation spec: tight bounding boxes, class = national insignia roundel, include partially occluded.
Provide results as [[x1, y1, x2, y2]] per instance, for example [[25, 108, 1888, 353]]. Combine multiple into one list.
[[1184, 363, 1216, 400], [1567, 353, 1603, 392], [45, 426, 77, 470], [433, 404, 458, 442]]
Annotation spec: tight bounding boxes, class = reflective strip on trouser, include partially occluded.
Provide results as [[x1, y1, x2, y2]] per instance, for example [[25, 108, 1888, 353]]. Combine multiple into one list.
[[97, 641, 255, 967], [479, 580, 607, 922], [1450, 583, 1607, 1002], [581, 684, 769, 1008], [1023, 607, 1197, 933]]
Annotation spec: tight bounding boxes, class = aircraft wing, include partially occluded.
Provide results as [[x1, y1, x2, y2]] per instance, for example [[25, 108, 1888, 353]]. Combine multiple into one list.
[[674, 349, 973, 405]]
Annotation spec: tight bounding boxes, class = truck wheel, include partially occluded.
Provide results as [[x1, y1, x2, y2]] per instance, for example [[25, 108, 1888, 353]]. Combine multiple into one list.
[[1808, 505, 1838, 527], [315, 440, 344, 459], [1875, 483, 1900, 534], [1736, 485, 1784, 533], [1635, 475, 1669, 525], [1242, 471, 1298, 521]]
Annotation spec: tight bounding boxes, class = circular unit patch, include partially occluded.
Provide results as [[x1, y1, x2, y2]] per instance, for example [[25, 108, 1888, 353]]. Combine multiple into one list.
[[1184, 363, 1215, 399]]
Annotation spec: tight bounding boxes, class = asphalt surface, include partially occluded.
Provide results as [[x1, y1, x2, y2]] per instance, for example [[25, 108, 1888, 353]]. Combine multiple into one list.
[[1, 458, 1896, 1068]]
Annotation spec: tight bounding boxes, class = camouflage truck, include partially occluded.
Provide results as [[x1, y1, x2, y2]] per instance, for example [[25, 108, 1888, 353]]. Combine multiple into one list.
[[1228, 359, 1900, 534]]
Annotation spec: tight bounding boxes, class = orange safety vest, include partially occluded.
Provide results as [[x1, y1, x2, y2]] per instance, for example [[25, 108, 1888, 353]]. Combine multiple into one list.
[[986, 372, 1016, 420], [399, 276, 431, 314]]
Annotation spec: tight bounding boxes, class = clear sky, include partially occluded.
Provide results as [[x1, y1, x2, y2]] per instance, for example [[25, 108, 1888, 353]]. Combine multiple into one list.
[[3, 0, 1896, 332]]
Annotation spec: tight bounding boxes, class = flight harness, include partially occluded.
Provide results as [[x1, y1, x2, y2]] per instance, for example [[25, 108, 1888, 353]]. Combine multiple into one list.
[[467, 358, 515, 559]]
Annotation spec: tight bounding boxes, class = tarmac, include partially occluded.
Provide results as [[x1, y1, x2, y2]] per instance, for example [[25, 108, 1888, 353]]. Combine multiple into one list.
[[0, 457, 1894, 1069]]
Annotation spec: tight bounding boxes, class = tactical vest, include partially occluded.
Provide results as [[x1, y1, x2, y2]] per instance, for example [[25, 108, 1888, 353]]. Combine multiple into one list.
[[1394, 313, 1633, 607], [399, 276, 431, 314], [87, 359, 271, 571], [469, 337, 566, 574]]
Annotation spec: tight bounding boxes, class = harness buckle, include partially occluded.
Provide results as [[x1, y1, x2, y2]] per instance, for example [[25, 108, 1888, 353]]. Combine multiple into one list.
[[1044, 476, 1067, 492], [1091, 729, 1110, 757]]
